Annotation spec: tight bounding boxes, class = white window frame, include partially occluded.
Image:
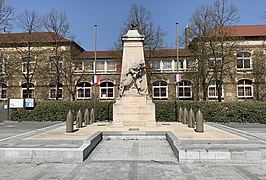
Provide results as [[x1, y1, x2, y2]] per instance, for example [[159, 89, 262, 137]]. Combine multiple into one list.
[[237, 79, 253, 98], [49, 56, 63, 73], [49, 83, 63, 100], [208, 53, 222, 71], [0, 83, 7, 100], [152, 80, 168, 99], [22, 57, 36, 74], [153, 60, 176, 72], [21, 83, 35, 98], [100, 81, 114, 99], [77, 82, 91, 100], [208, 80, 224, 99], [177, 80, 192, 99], [95, 61, 116, 74], [0, 57, 7, 74], [236, 52, 252, 70]]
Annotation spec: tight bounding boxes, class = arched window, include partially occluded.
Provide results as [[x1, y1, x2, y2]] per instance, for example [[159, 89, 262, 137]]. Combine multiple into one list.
[[77, 82, 91, 99], [208, 80, 224, 99], [49, 82, 63, 99], [22, 57, 36, 73], [152, 80, 168, 99], [21, 83, 35, 98], [237, 79, 253, 98], [177, 80, 192, 99], [236, 52, 251, 70], [0, 83, 7, 100], [100, 81, 114, 99]]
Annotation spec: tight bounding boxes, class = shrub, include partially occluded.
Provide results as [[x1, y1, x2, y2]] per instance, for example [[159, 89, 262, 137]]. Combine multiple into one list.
[[10, 100, 266, 124]]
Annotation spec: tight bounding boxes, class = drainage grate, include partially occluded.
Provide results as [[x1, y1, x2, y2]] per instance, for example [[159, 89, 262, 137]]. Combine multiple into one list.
[[129, 128, 139, 131]]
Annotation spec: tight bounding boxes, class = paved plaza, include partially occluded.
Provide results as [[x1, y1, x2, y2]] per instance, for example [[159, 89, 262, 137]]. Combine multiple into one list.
[[1, 121, 266, 179]]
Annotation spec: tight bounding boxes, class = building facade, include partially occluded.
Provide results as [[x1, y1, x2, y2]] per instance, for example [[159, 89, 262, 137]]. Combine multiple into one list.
[[0, 24, 266, 102]]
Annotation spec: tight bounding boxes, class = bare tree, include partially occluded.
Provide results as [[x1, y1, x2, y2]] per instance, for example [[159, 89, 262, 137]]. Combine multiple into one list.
[[0, 0, 13, 32], [253, 49, 266, 101], [114, 4, 166, 52], [14, 10, 42, 98], [188, 0, 239, 101], [42, 8, 80, 101]]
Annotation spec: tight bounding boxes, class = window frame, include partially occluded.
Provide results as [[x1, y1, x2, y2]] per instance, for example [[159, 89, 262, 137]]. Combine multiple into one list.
[[236, 52, 252, 70], [177, 80, 192, 99], [21, 57, 36, 74], [77, 82, 91, 100], [0, 57, 7, 74], [49, 56, 63, 73], [237, 79, 253, 99], [0, 83, 7, 100], [99, 81, 114, 99], [21, 83, 35, 98], [152, 80, 168, 99], [48, 82, 63, 100], [207, 80, 224, 99]]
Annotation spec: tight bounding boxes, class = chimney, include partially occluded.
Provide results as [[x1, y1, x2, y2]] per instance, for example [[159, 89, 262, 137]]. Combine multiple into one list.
[[185, 24, 190, 48]]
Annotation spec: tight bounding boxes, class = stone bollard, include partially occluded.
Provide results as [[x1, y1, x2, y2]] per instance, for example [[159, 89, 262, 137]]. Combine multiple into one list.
[[84, 108, 90, 126], [178, 108, 183, 123], [90, 108, 95, 124], [188, 109, 195, 128], [66, 110, 74, 133], [196, 109, 204, 133], [183, 108, 188, 124], [76, 109, 83, 128]]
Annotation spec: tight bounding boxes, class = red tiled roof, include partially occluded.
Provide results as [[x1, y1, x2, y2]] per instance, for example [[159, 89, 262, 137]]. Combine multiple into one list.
[[221, 24, 266, 37]]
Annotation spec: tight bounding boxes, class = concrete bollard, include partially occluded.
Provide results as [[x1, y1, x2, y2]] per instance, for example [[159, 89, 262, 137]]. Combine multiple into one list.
[[76, 109, 83, 128], [196, 109, 204, 133], [66, 110, 74, 133], [84, 108, 90, 126], [188, 109, 195, 128], [183, 108, 188, 124], [178, 108, 183, 123], [90, 108, 95, 124]]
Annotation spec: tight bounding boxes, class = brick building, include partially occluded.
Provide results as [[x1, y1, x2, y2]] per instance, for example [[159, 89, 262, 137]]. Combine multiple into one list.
[[0, 24, 266, 102]]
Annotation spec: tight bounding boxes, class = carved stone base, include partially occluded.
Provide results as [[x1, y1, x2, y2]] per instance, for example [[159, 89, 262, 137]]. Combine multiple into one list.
[[112, 95, 156, 127]]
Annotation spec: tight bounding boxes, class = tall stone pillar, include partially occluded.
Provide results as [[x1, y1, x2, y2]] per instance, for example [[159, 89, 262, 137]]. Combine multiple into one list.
[[112, 29, 156, 126]]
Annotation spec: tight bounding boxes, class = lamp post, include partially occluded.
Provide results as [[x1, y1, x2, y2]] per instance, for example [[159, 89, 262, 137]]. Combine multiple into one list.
[[176, 22, 180, 122], [93, 24, 97, 122]]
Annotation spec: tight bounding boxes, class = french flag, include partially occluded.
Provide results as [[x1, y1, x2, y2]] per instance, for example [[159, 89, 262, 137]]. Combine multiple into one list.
[[174, 74, 182, 83], [92, 75, 100, 84]]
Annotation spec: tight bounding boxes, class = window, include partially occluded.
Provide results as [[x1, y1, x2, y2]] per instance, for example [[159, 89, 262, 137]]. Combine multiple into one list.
[[95, 61, 116, 73], [84, 61, 94, 73], [208, 80, 224, 99], [77, 82, 91, 99], [73, 61, 83, 72], [152, 80, 168, 99], [0, 57, 7, 74], [153, 60, 176, 72], [22, 57, 36, 73], [49, 56, 63, 73], [21, 83, 35, 98], [0, 83, 7, 100], [100, 81, 114, 99], [208, 52, 222, 70], [236, 52, 251, 70], [177, 80, 192, 99], [237, 79, 253, 98], [178, 59, 187, 71], [49, 82, 63, 99]]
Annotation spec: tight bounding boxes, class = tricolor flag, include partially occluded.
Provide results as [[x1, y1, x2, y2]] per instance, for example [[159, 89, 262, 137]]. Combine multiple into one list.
[[174, 74, 182, 83], [92, 75, 100, 84]]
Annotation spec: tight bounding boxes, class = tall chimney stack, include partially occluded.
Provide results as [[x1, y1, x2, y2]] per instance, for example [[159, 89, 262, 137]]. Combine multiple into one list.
[[185, 24, 190, 48]]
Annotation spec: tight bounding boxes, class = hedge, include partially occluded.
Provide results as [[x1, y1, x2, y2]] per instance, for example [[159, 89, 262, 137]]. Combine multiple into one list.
[[10, 100, 266, 124]]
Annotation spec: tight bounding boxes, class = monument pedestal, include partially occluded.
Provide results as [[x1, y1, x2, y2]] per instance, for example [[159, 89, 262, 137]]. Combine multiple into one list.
[[112, 95, 156, 127]]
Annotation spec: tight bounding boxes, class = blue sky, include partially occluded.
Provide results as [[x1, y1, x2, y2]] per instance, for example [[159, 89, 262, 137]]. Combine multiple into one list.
[[6, 0, 266, 51]]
